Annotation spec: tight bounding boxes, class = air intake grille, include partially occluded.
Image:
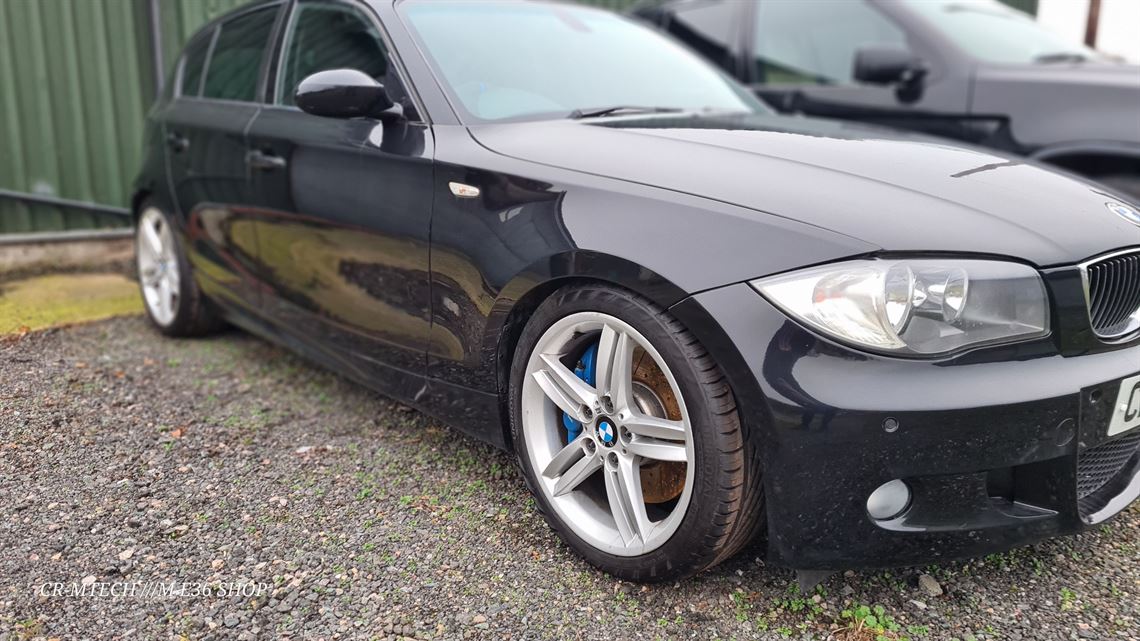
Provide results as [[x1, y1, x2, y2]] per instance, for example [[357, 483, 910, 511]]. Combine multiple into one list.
[[1077, 431, 1140, 501], [1085, 250, 1140, 338]]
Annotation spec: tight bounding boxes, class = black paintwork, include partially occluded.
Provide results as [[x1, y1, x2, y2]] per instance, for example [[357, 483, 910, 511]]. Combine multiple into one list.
[[633, 0, 1140, 200], [132, 0, 1140, 570], [294, 68, 396, 118]]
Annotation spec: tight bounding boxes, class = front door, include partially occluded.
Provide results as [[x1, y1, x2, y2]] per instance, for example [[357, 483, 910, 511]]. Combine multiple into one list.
[[245, 0, 435, 399], [745, 0, 973, 142], [163, 4, 281, 315]]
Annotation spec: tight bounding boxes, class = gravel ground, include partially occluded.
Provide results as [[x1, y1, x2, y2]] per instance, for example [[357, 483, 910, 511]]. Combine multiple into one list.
[[0, 317, 1136, 641]]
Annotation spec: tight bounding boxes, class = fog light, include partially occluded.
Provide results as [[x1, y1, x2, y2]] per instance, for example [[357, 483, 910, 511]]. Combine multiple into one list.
[[866, 479, 911, 520]]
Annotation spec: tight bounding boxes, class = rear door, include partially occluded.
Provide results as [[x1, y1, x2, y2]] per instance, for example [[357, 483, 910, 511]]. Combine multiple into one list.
[[744, 0, 973, 140], [244, 0, 435, 399], [163, 3, 282, 314]]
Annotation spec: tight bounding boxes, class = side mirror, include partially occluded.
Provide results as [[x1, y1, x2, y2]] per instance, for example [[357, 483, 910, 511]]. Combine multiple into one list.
[[295, 68, 395, 119], [853, 45, 927, 86]]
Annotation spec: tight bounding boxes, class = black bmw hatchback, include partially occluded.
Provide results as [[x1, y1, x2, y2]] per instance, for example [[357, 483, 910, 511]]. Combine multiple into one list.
[[132, 0, 1140, 582]]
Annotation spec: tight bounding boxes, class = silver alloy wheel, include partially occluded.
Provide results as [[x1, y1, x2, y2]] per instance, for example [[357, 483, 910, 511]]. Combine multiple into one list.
[[521, 312, 695, 557], [136, 207, 180, 327]]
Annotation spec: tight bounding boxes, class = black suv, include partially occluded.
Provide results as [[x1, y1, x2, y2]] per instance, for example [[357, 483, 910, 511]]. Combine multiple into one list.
[[633, 0, 1140, 199]]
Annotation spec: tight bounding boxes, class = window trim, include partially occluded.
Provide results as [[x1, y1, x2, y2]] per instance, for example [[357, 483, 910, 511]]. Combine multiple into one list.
[[198, 22, 222, 97], [174, 1, 285, 106], [265, 0, 429, 124], [174, 26, 218, 99], [659, 0, 751, 81]]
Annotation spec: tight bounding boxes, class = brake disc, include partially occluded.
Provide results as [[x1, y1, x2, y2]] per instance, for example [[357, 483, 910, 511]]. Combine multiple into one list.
[[631, 347, 687, 504]]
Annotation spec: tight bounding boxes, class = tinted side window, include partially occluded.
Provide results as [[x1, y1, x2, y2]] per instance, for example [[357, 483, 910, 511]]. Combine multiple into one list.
[[180, 31, 213, 97], [203, 6, 279, 102], [663, 0, 740, 74], [753, 0, 905, 84], [277, 2, 410, 110]]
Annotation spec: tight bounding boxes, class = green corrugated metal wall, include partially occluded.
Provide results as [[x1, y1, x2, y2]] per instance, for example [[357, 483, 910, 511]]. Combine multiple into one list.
[[0, 0, 1035, 234], [0, 0, 153, 232], [0, 0, 248, 233]]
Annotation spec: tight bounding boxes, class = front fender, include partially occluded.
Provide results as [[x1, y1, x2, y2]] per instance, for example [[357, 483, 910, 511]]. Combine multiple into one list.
[[426, 179, 875, 395], [424, 126, 877, 414]]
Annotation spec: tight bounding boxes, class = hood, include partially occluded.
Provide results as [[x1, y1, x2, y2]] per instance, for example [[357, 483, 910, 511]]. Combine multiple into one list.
[[469, 113, 1140, 266], [978, 61, 1140, 90], [972, 63, 1140, 146]]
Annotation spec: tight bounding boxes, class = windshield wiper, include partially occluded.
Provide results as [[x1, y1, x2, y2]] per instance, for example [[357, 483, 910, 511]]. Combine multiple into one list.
[[1033, 52, 1090, 64], [567, 105, 685, 119]]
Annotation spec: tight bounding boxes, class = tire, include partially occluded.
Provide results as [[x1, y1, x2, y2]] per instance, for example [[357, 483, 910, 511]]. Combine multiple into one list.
[[135, 201, 224, 337], [509, 284, 764, 582]]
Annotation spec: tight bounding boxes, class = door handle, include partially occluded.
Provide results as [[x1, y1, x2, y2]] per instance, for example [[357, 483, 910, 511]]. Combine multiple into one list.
[[165, 132, 189, 153], [246, 150, 287, 171]]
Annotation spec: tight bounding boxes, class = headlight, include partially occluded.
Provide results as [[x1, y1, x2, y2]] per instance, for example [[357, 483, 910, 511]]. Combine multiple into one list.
[[751, 258, 1049, 356]]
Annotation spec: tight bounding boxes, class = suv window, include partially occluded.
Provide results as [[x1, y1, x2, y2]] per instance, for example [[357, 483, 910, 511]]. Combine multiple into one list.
[[202, 6, 279, 102], [661, 0, 739, 74], [277, 2, 409, 110], [180, 31, 213, 97], [902, 0, 1102, 65], [753, 0, 905, 84]]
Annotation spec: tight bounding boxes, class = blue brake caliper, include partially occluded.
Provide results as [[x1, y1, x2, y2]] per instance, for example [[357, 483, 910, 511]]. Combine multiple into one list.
[[562, 342, 598, 443]]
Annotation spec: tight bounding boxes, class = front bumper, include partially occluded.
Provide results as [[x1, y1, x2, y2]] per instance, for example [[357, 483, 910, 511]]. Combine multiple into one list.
[[674, 282, 1140, 570]]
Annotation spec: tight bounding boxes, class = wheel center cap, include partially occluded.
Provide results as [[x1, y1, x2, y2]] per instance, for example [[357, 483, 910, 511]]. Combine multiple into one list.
[[596, 419, 616, 447]]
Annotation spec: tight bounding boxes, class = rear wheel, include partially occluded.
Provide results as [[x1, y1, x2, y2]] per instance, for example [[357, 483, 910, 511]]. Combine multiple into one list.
[[135, 203, 223, 337], [510, 285, 763, 581]]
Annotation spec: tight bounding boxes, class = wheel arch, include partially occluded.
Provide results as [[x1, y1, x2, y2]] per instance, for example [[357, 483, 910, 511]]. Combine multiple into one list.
[[1033, 143, 1140, 181], [487, 250, 691, 451], [130, 166, 179, 225], [130, 187, 152, 222]]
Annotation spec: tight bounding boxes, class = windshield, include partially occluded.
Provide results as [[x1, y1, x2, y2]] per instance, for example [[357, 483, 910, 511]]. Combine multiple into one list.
[[399, 0, 765, 123], [901, 0, 1105, 64]]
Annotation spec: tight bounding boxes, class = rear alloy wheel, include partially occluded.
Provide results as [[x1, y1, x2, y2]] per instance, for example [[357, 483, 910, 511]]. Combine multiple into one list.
[[135, 203, 223, 337], [510, 285, 763, 581]]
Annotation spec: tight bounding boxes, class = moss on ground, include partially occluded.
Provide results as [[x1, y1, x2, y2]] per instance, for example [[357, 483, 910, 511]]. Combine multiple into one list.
[[0, 273, 142, 334]]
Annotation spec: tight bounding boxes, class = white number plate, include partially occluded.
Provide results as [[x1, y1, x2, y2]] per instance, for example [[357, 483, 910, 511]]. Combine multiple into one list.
[[1108, 373, 1140, 437]]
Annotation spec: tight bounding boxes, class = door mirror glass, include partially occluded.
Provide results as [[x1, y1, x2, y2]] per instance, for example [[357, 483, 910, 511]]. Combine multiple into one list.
[[295, 68, 395, 119], [853, 45, 926, 85]]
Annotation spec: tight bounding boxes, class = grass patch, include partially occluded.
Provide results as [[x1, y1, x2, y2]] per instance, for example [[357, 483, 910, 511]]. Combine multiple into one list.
[[0, 273, 142, 334]]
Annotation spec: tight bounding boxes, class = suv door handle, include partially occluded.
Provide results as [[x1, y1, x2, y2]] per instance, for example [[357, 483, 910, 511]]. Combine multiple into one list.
[[246, 150, 287, 171], [165, 132, 189, 153]]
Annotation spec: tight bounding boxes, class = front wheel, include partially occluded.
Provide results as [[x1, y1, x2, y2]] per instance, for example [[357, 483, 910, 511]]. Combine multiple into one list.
[[510, 285, 763, 582]]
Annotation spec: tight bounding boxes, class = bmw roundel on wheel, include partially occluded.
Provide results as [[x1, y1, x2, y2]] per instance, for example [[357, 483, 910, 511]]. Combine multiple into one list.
[[131, 0, 1140, 582]]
